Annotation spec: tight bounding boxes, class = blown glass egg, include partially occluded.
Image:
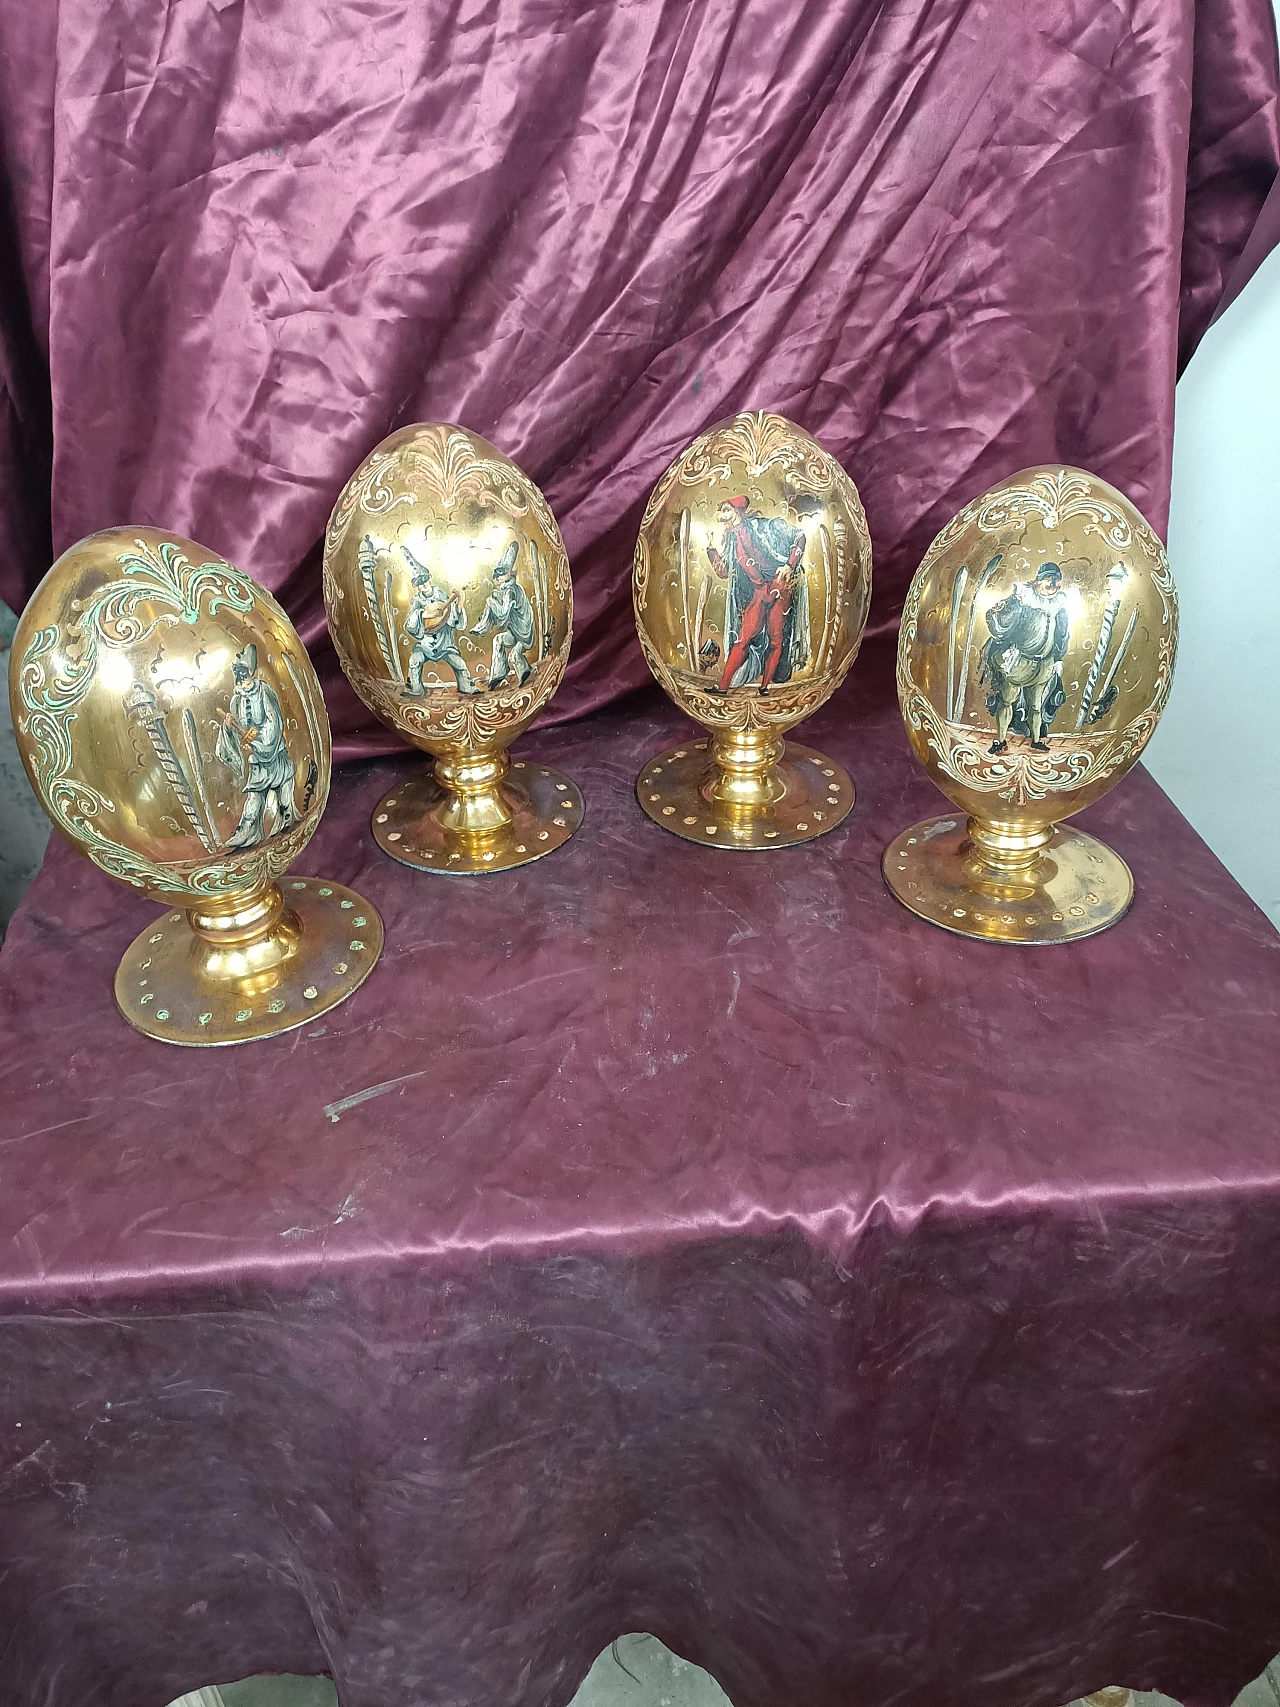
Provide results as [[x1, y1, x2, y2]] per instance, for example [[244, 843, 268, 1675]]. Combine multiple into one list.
[[885, 465, 1178, 942], [323, 424, 581, 873], [9, 526, 382, 1041], [632, 411, 872, 848]]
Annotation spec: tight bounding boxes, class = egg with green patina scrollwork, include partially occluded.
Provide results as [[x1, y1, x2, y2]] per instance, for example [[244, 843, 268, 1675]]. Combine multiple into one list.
[[8, 526, 331, 903]]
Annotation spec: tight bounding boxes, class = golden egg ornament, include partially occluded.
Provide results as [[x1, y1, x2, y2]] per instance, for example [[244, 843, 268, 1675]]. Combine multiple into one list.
[[884, 465, 1179, 943], [8, 527, 384, 1043], [323, 424, 581, 874], [632, 412, 872, 849]]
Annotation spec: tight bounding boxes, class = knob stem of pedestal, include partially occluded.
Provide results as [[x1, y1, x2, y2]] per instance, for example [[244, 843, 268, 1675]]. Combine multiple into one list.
[[709, 727, 787, 809], [187, 879, 301, 980], [967, 816, 1054, 875], [432, 748, 514, 838]]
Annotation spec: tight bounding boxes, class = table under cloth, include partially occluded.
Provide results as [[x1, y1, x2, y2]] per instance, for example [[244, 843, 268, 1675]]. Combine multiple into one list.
[[1, 640, 1278, 1707]]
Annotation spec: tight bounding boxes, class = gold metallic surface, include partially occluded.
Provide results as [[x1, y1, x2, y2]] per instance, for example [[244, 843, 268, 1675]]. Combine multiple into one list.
[[638, 739, 853, 849], [115, 879, 383, 1045], [8, 526, 383, 1042], [323, 424, 579, 873], [371, 763, 583, 873], [632, 412, 871, 846], [882, 816, 1133, 943], [884, 466, 1177, 943]]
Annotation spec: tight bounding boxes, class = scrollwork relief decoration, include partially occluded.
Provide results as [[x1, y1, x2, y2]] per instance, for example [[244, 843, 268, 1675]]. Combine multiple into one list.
[[897, 472, 1177, 806], [636, 624, 860, 733], [325, 449, 416, 554], [334, 640, 570, 752], [16, 538, 323, 899]]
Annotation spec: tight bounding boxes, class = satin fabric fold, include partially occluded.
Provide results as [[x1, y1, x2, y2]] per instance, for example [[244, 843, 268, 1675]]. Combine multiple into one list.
[[0, 0, 1276, 757], [1, 644, 1279, 1706]]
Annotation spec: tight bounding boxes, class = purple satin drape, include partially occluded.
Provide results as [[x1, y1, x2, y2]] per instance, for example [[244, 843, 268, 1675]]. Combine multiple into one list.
[[0, 0, 1277, 756], [2, 650, 1280, 1707], [2, 13, 1280, 1702]]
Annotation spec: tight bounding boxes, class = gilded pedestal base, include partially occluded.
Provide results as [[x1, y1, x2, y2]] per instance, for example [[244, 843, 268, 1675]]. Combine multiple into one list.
[[637, 738, 854, 849], [882, 815, 1133, 943], [115, 878, 384, 1045], [371, 763, 583, 874]]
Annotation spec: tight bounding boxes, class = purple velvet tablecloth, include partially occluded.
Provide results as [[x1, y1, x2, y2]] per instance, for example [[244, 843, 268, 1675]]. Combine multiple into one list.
[[1, 642, 1279, 1707]]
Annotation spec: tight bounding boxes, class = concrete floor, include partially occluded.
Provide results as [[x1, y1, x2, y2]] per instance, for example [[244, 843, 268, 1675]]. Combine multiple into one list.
[[167, 1643, 1280, 1707]]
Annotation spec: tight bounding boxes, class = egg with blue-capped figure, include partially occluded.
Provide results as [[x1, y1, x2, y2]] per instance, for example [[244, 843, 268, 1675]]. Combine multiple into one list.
[[323, 423, 581, 874], [322, 423, 572, 757]]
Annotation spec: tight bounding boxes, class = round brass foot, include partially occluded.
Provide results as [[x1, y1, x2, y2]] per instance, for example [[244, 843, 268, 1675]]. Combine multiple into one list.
[[371, 763, 583, 873], [114, 879, 384, 1045], [636, 739, 854, 849], [882, 815, 1134, 943]]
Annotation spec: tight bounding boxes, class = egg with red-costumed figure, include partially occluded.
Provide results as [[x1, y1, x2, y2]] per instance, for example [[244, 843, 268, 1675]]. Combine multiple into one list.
[[632, 411, 872, 850]]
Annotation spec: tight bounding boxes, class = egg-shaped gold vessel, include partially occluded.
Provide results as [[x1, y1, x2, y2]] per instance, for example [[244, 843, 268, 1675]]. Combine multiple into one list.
[[8, 527, 384, 1043], [323, 424, 580, 874], [884, 466, 1179, 943], [632, 412, 872, 848]]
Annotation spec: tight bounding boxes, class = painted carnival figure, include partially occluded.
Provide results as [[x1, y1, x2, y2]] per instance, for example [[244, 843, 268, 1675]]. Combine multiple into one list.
[[707, 496, 810, 695], [401, 548, 480, 696], [216, 643, 300, 849], [471, 541, 535, 688], [980, 562, 1070, 752]]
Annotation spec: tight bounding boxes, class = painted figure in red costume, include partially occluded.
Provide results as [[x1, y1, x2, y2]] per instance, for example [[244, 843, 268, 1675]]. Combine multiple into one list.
[[707, 496, 811, 695]]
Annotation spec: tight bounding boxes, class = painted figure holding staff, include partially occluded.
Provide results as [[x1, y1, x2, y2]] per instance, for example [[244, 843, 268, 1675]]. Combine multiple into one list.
[[979, 563, 1070, 753]]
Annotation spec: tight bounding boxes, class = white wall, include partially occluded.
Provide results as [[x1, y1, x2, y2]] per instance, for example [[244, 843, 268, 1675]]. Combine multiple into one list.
[[1143, 236, 1280, 930]]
